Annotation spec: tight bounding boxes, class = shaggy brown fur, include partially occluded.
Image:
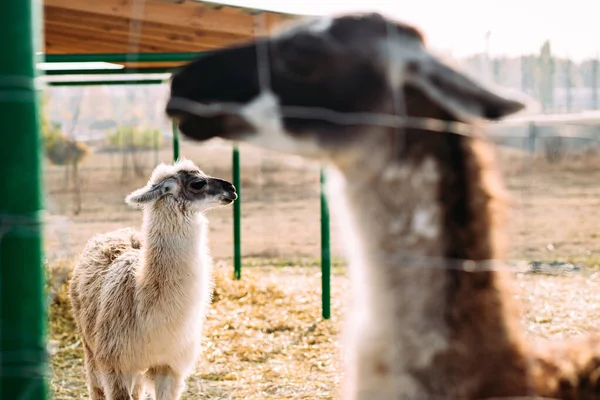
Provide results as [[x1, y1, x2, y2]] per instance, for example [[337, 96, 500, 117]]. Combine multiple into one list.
[[165, 12, 600, 399]]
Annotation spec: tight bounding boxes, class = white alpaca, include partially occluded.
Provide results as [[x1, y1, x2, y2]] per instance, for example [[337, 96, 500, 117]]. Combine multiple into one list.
[[69, 159, 237, 400]]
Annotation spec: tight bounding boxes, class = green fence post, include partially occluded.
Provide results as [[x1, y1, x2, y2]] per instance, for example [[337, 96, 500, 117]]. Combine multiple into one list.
[[172, 120, 179, 162], [0, 0, 48, 398], [320, 168, 331, 320], [232, 145, 242, 280], [45, 52, 203, 64]]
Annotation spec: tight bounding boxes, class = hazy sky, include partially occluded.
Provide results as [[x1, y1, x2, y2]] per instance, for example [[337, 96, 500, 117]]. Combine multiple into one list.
[[213, 0, 600, 61]]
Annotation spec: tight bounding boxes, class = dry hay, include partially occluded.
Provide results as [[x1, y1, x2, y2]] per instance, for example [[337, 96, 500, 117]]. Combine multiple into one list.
[[517, 270, 600, 340], [47, 261, 600, 399], [48, 260, 348, 399]]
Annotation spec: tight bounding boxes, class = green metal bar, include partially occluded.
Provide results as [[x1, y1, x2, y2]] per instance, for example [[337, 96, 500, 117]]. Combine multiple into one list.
[[232, 145, 242, 280], [46, 79, 166, 87], [43, 67, 175, 76], [320, 168, 331, 320], [0, 0, 47, 397], [172, 120, 180, 162], [44, 52, 202, 64]]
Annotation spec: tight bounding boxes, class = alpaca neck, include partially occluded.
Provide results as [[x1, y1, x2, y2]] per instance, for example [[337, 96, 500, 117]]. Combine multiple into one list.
[[328, 137, 530, 396], [138, 207, 208, 297]]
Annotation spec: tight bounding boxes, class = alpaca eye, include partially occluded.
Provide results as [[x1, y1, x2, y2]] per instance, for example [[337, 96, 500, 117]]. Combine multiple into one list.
[[190, 180, 207, 191]]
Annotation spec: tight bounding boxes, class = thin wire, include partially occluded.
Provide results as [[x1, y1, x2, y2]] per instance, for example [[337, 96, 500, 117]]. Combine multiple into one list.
[[254, 13, 272, 93], [383, 18, 408, 155], [125, 0, 146, 67], [0, 211, 583, 275], [167, 96, 480, 137], [167, 96, 600, 142], [253, 12, 273, 252]]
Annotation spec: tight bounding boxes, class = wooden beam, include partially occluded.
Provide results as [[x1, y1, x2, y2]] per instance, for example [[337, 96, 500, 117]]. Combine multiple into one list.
[[44, 0, 294, 39], [44, 6, 253, 54]]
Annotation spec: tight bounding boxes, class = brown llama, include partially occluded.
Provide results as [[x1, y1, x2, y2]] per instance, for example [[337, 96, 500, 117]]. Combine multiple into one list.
[[165, 12, 600, 399]]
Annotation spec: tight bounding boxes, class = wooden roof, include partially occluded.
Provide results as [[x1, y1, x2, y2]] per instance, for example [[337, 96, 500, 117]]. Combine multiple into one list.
[[44, 0, 298, 69]]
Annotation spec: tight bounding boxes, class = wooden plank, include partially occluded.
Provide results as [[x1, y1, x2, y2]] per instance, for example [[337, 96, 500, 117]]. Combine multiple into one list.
[[45, 18, 243, 51], [45, 29, 230, 54], [44, 6, 248, 43], [44, 6, 251, 54], [44, 0, 295, 39]]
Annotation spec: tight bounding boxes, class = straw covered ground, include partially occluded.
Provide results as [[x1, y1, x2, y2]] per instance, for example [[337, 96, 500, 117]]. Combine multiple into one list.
[[48, 261, 600, 400], [48, 261, 349, 400]]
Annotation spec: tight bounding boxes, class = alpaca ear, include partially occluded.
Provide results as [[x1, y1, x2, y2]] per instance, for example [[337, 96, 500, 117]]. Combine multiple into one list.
[[125, 180, 177, 207], [404, 52, 530, 122]]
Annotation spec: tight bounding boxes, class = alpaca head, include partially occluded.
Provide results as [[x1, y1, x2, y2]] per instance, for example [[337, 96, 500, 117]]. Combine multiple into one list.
[[166, 12, 529, 164], [125, 159, 237, 213]]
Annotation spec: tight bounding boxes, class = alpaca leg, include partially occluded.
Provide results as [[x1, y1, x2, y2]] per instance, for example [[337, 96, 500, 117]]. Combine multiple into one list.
[[148, 366, 185, 400], [102, 371, 134, 400], [131, 372, 145, 400], [82, 341, 106, 400]]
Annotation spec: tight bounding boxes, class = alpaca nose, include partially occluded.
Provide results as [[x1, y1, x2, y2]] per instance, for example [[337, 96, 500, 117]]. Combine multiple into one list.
[[225, 183, 238, 200], [214, 179, 237, 200]]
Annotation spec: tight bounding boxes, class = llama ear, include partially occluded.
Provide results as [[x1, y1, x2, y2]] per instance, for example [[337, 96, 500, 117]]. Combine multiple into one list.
[[404, 53, 529, 122], [125, 180, 177, 207]]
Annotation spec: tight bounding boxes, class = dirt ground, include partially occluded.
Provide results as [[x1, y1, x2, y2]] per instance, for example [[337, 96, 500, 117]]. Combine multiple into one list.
[[44, 137, 600, 265], [44, 138, 332, 263], [44, 137, 600, 399]]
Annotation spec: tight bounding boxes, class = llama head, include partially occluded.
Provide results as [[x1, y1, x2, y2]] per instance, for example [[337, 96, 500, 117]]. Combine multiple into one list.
[[125, 158, 237, 213], [166, 12, 530, 164]]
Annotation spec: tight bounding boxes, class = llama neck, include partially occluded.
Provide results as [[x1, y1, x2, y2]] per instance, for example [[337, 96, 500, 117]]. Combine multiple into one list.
[[138, 207, 208, 293], [329, 136, 530, 396], [328, 152, 450, 335]]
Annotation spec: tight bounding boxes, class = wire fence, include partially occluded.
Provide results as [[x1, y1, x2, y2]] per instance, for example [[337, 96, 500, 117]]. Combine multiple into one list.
[[4, 4, 600, 400], [37, 83, 600, 400]]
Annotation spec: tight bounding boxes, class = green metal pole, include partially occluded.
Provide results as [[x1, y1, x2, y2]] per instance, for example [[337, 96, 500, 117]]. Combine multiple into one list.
[[0, 0, 48, 398], [47, 79, 166, 87], [232, 145, 242, 280], [172, 120, 179, 162], [320, 168, 331, 320], [45, 52, 203, 64], [44, 67, 175, 75]]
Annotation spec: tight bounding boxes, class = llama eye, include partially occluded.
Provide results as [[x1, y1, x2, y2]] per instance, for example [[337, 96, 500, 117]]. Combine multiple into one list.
[[275, 34, 329, 80], [189, 180, 207, 191]]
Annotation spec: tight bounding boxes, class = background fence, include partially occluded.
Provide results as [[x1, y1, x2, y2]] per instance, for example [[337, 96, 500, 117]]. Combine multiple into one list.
[[31, 18, 600, 400]]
